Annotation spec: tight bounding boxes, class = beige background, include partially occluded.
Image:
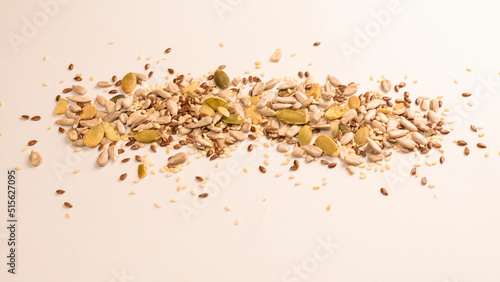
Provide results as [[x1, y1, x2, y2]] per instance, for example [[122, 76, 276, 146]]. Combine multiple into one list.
[[1, 0, 500, 281]]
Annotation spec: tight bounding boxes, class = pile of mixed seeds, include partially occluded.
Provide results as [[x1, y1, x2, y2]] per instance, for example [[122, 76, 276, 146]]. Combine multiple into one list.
[[46, 59, 451, 193]]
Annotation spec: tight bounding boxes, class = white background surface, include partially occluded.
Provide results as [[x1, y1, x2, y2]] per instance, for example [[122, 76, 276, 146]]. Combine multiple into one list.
[[1, 0, 500, 281]]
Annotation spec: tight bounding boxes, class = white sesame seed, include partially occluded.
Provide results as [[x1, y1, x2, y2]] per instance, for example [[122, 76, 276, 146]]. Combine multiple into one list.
[[225, 206, 231, 211], [154, 202, 162, 208], [73, 169, 81, 174]]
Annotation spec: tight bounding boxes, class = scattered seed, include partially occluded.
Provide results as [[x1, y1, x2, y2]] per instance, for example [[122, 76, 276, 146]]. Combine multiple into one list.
[[56, 190, 65, 194], [199, 193, 209, 198], [464, 147, 470, 155], [421, 177, 427, 185], [68, 64, 74, 70], [439, 156, 445, 164], [64, 202, 73, 208], [380, 187, 389, 196], [462, 92, 471, 97], [457, 140, 467, 146], [196, 176, 204, 182], [313, 42, 321, 46], [119, 173, 127, 181], [477, 143, 487, 148], [31, 115, 41, 121], [470, 125, 477, 132], [28, 140, 38, 146], [259, 166, 267, 173]]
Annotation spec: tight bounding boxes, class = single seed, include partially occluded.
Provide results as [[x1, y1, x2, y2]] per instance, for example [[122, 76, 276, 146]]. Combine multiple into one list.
[[21, 115, 30, 119], [439, 156, 445, 164], [31, 115, 41, 121], [421, 177, 427, 185], [119, 173, 127, 181], [64, 202, 73, 208], [165, 48, 172, 53], [477, 143, 487, 148], [56, 190, 65, 194], [196, 176, 204, 182], [198, 193, 209, 198], [28, 140, 38, 146], [58, 127, 65, 133], [462, 92, 472, 97], [457, 140, 467, 146], [68, 64, 74, 70], [121, 158, 131, 163], [313, 42, 321, 46], [328, 163, 337, 169], [247, 144, 253, 152], [470, 125, 477, 132], [380, 187, 389, 196], [259, 166, 267, 173]]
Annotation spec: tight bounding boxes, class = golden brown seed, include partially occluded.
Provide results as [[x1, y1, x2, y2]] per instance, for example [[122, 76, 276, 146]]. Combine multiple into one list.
[[470, 125, 477, 132], [198, 193, 209, 198], [421, 177, 427, 185], [477, 143, 487, 148], [196, 176, 204, 182], [380, 188, 389, 196], [247, 144, 253, 152], [464, 147, 470, 155], [119, 173, 127, 181], [462, 92, 472, 97], [439, 156, 445, 164], [68, 64, 74, 70], [259, 166, 267, 173], [28, 140, 38, 146], [457, 140, 467, 146], [121, 72, 137, 93], [64, 202, 73, 208], [328, 163, 337, 169], [31, 115, 41, 121], [165, 47, 172, 53], [313, 42, 321, 46], [56, 190, 65, 194], [411, 167, 417, 175]]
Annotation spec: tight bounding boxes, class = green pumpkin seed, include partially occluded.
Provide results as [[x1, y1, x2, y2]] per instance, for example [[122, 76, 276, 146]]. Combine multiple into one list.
[[218, 106, 230, 117], [121, 72, 137, 93], [315, 135, 339, 156], [278, 89, 295, 97], [102, 122, 120, 141], [222, 113, 244, 125], [214, 69, 230, 89], [298, 125, 313, 146], [134, 130, 161, 143], [340, 124, 351, 134], [203, 97, 229, 111], [306, 85, 321, 100], [199, 105, 215, 117], [184, 90, 200, 99], [138, 164, 147, 179], [110, 94, 125, 103], [80, 104, 96, 120], [83, 124, 104, 147], [325, 105, 348, 120], [181, 81, 199, 94], [348, 96, 360, 109], [354, 126, 369, 146], [54, 98, 67, 115], [330, 121, 339, 138], [276, 109, 309, 125]]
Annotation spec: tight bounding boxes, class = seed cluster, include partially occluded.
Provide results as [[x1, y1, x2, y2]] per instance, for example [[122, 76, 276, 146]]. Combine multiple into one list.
[[48, 57, 458, 198]]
